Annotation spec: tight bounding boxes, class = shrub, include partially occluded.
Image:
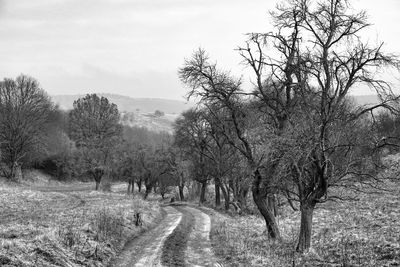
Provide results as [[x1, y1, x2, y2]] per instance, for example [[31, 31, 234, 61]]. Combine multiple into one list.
[[92, 208, 124, 243], [154, 110, 165, 117]]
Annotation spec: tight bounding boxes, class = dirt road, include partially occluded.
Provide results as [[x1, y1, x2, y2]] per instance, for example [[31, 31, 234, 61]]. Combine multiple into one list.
[[113, 204, 222, 267]]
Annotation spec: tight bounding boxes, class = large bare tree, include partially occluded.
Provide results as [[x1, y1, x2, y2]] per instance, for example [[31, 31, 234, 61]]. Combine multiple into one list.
[[0, 75, 55, 180], [180, 0, 399, 252], [238, 0, 399, 252], [179, 51, 282, 239]]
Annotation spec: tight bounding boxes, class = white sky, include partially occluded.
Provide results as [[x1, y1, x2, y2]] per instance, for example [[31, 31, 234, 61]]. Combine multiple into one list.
[[0, 0, 399, 100]]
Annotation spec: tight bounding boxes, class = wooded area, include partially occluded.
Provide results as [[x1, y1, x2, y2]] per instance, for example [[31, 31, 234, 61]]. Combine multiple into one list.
[[0, 0, 399, 265]]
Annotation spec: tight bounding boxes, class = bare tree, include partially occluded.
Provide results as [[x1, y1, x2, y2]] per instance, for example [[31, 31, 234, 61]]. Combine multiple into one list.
[[180, 0, 398, 251], [0, 75, 55, 180], [174, 109, 215, 204], [238, 0, 399, 252], [179, 51, 281, 239]]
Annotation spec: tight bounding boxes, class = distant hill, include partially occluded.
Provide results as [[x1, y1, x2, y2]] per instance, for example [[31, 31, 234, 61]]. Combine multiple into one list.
[[52, 93, 381, 114], [51, 94, 195, 114], [121, 112, 179, 133], [51, 94, 195, 133], [51, 93, 383, 133]]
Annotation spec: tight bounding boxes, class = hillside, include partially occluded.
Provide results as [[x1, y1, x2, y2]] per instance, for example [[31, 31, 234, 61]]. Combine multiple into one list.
[[51, 94, 195, 114], [52, 94, 382, 114], [51, 94, 384, 133], [51, 94, 195, 133], [121, 112, 179, 133]]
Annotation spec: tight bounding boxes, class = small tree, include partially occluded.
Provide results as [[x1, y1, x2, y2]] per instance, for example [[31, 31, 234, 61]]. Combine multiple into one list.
[[69, 94, 122, 190], [174, 109, 215, 204], [0, 75, 55, 180], [154, 110, 165, 117]]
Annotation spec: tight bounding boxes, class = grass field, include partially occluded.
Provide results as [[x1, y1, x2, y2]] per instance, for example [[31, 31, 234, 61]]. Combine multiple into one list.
[[207, 182, 400, 267], [0, 177, 162, 266]]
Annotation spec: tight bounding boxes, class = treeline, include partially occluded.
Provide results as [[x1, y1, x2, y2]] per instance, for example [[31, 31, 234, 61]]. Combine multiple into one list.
[[171, 0, 400, 254], [0, 76, 175, 195]]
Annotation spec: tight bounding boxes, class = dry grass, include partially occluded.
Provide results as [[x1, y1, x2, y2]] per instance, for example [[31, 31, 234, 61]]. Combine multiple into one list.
[[0, 181, 161, 266], [207, 182, 400, 267]]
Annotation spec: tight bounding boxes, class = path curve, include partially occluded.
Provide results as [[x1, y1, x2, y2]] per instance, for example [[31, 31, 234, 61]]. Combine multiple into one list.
[[113, 206, 182, 267], [182, 205, 222, 267], [113, 203, 222, 267]]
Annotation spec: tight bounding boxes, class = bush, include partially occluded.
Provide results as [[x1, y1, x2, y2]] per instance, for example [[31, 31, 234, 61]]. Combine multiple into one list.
[[92, 208, 124, 243], [154, 110, 165, 117]]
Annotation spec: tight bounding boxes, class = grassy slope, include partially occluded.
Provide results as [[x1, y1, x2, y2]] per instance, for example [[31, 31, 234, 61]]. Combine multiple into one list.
[[206, 183, 400, 267], [0, 180, 162, 267]]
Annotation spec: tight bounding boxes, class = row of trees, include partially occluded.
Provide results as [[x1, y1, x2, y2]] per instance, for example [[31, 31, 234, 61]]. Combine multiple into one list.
[[174, 0, 400, 252], [1, 0, 399, 255], [0, 77, 176, 197], [58, 94, 177, 193]]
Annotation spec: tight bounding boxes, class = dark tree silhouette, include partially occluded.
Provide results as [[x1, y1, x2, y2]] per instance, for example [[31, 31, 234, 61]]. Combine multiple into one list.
[[0, 74, 55, 180], [237, 0, 400, 252], [69, 94, 122, 190]]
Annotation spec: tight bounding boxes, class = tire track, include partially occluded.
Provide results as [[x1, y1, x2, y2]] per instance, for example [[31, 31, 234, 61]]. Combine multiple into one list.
[[113, 204, 222, 267], [161, 206, 195, 266], [182, 206, 222, 267], [113, 206, 182, 267]]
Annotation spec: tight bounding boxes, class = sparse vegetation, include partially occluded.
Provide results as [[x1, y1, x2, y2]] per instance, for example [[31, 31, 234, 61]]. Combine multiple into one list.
[[0, 181, 161, 266], [206, 182, 400, 266], [1, 0, 400, 266]]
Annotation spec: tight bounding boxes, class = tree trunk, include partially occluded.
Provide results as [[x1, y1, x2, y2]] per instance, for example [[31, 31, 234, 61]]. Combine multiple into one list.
[[5, 161, 18, 181], [286, 192, 298, 211], [267, 195, 278, 217], [199, 181, 207, 203], [95, 180, 100, 190], [219, 183, 230, 210], [296, 202, 315, 252], [224, 191, 230, 210], [153, 183, 157, 194], [144, 186, 151, 199], [178, 185, 185, 201], [131, 180, 134, 193], [215, 182, 221, 207], [252, 170, 280, 239], [137, 179, 142, 192], [239, 188, 249, 210]]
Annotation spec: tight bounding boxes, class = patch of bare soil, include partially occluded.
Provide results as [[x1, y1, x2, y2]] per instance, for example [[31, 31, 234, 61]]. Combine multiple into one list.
[[161, 206, 195, 266]]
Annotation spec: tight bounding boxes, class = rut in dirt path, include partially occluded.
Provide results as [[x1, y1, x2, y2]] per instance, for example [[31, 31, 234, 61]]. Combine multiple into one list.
[[113, 206, 182, 267], [113, 204, 222, 267], [182, 206, 222, 267], [160, 206, 195, 266]]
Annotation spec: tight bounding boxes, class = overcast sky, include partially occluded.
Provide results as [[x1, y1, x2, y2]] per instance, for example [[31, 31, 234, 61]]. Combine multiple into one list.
[[0, 0, 399, 100]]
